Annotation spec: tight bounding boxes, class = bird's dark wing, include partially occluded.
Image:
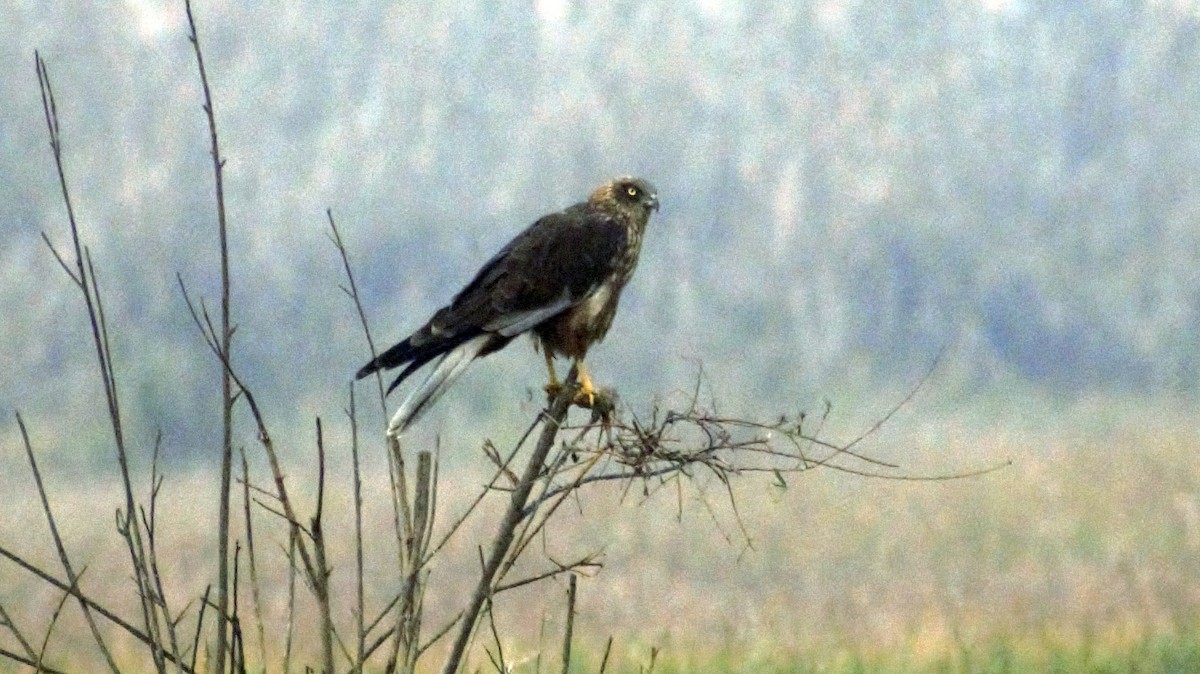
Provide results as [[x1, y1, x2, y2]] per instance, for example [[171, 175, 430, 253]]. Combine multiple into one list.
[[355, 204, 628, 392], [452, 205, 629, 334], [357, 175, 657, 438]]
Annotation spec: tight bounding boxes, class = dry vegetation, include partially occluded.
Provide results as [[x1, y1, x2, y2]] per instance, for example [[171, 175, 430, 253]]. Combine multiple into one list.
[[7, 5, 1198, 674], [2, 14, 1005, 673], [3, 415, 1199, 672]]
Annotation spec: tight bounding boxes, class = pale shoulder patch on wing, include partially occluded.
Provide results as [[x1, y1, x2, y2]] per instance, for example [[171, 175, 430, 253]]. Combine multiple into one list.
[[576, 284, 613, 322], [484, 289, 574, 337]]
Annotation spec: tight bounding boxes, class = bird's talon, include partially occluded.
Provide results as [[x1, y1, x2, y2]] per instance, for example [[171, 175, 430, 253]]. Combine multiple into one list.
[[573, 390, 596, 408]]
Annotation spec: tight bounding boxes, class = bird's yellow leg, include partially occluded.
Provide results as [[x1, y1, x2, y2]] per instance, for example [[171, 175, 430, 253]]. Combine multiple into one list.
[[573, 359, 596, 407]]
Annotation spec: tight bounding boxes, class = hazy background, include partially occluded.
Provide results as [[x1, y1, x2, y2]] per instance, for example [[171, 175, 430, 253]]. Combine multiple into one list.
[[5, 0, 1199, 457], [3, 1, 1200, 668]]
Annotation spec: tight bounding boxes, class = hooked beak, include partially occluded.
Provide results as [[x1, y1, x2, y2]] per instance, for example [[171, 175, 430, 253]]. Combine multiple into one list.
[[647, 193, 660, 212]]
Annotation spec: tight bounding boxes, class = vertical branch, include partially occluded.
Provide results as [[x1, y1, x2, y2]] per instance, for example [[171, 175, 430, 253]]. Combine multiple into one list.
[[424, 442, 440, 556], [179, 282, 317, 673], [95, 252, 163, 674], [239, 445, 267, 669], [38, 47, 163, 666], [397, 451, 434, 674], [411, 453, 433, 569], [181, 3, 234, 671], [349, 385, 366, 674], [440, 368, 577, 674], [229, 544, 244, 674], [190, 586, 211, 674], [313, 419, 334, 674], [561, 575, 576, 674], [386, 434, 413, 672], [329, 212, 417, 672], [141, 434, 186, 672], [82, 249, 125, 438], [282, 534, 297, 674]]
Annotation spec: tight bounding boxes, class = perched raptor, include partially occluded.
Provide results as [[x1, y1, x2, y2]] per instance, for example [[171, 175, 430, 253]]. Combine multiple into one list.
[[356, 176, 659, 436]]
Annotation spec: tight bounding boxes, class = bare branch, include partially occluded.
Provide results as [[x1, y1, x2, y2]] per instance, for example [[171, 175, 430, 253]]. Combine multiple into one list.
[[0, 647, 68, 674], [327, 210, 388, 417], [415, 611, 463, 658], [560, 574, 576, 674], [190, 586, 210, 674], [482, 597, 506, 674], [598, 636, 613, 674], [239, 444, 268, 668], [440, 369, 578, 674], [0, 604, 37, 669], [348, 385, 366, 674], [38, 577, 76, 673], [313, 418, 335, 674], [180, 2, 236, 669], [140, 434, 185, 672], [16, 413, 121, 674], [0, 542, 195, 673], [494, 556, 601, 595], [39, 231, 81, 286], [283, 534, 297, 674], [426, 412, 545, 563], [36, 49, 168, 670]]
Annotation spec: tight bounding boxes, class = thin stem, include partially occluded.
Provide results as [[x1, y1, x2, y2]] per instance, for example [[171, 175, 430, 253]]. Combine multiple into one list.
[[182, 3, 234, 671], [313, 419, 334, 674], [0, 603, 38, 669], [561, 575, 576, 674], [239, 445, 268, 668], [37, 49, 162, 670], [16, 413, 121, 674], [349, 386, 366, 674]]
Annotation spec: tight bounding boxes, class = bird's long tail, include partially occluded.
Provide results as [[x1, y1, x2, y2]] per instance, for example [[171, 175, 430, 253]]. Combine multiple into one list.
[[388, 334, 491, 437]]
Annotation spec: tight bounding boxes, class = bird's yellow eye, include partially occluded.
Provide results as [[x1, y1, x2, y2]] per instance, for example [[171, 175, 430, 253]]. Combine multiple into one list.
[[626, 185, 639, 198]]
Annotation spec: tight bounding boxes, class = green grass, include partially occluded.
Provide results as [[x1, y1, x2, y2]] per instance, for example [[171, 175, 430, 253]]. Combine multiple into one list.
[[564, 629, 1200, 673]]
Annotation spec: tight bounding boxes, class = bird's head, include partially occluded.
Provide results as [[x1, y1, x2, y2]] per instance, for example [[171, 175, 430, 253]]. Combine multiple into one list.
[[591, 176, 660, 220]]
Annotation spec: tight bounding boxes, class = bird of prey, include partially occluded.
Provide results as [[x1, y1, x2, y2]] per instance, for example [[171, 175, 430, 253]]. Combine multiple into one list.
[[357, 176, 660, 436]]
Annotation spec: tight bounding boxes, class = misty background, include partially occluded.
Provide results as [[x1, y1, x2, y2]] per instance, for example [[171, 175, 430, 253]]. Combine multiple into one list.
[[3, 1, 1199, 464]]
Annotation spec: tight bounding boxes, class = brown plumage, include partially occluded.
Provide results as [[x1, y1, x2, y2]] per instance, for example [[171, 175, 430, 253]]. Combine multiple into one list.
[[356, 176, 659, 436]]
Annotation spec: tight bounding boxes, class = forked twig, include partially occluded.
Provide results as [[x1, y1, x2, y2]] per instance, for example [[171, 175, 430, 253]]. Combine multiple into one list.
[[17, 412, 120, 674], [0, 541, 196, 673], [0, 648, 67, 674], [0, 604, 38, 669], [35, 49, 173, 672]]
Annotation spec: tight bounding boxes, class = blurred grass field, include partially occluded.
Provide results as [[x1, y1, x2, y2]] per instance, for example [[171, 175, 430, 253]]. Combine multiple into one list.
[[2, 395, 1199, 673], [575, 632, 1200, 673]]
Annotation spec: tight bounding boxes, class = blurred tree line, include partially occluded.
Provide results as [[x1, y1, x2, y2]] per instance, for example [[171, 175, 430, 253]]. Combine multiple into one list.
[[3, 1, 1198, 457]]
